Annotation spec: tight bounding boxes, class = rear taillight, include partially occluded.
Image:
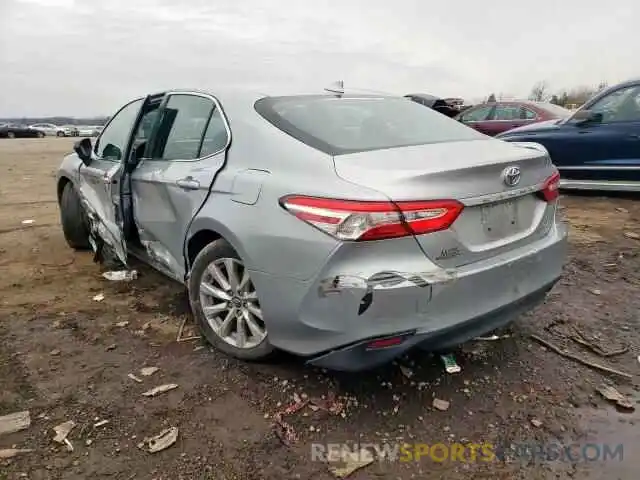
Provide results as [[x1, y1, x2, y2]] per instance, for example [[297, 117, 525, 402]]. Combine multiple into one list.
[[280, 195, 463, 241], [540, 171, 561, 202]]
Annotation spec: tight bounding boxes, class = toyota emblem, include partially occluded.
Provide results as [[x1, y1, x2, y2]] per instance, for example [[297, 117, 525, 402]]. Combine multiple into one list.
[[502, 166, 521, 187]]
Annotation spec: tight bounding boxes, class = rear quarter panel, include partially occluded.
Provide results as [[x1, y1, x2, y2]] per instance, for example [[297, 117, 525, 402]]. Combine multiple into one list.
[[188, 97, 391, 281]]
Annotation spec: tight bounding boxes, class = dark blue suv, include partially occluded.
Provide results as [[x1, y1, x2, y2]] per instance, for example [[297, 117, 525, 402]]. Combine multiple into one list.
[[496, 79, 640, 192]]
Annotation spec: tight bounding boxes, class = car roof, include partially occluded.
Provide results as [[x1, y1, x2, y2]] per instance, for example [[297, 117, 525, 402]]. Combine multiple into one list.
[[137, 86, 403, 123], [148, 86, 400, 105]]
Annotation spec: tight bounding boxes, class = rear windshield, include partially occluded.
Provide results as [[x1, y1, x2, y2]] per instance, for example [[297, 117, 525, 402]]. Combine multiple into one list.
[[254, 95, 486, 155]]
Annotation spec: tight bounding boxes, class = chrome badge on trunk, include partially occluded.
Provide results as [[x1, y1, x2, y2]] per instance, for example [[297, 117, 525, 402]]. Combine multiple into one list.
[[502, 166, 521, 187]]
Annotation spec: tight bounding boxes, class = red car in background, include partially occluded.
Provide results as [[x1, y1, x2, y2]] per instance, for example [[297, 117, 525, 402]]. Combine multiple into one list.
[[455, 101, 572, 136]]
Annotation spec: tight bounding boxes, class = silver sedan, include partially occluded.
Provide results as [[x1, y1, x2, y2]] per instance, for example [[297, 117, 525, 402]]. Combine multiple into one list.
[[55, 87, 567, 371]]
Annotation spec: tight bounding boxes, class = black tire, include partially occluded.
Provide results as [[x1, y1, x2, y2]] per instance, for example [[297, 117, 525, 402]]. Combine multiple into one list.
[[60, 182, 91, 250], [57, 131, 65, 137], [7, 132, 15, 139], [37, 131, 45, 138], [188, 239, 275, 361]]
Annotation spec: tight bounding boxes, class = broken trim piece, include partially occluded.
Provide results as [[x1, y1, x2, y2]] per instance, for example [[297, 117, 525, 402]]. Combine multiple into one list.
[[318, 270, 451, 297]]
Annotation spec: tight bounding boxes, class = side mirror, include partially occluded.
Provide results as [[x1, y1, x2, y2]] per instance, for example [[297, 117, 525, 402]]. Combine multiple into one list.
[[74, 138, 93, 165], [572, 109, 602, 125]]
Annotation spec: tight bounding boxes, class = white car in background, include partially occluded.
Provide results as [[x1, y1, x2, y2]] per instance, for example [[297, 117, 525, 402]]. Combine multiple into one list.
[[61, 125, 80, 137], [77, 125, 103, 137], [28, 123, 74, 137]]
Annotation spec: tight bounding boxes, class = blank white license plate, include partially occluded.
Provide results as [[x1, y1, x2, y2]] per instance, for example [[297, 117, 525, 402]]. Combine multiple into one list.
[[481, 200, 519, 238]]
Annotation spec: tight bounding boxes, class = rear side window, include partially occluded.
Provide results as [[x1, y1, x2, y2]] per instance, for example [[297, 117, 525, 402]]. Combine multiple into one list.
[[460, 105, 493, 122], [199, 108, 229, 157], [493, 105, 520, 120], [255, 96, 485, 155], [154, 94, 214, 161]]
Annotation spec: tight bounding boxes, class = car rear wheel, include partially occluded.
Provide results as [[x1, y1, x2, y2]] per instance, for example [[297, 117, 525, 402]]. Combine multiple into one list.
[[37, 131, 45, 138], [56, 131, 65, 137], [189, 240, 275, 360], [60, 182, 91, 250], [7, 132, 15, 139]]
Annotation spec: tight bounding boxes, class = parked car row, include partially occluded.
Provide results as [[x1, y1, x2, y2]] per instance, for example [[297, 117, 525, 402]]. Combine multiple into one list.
[[0, 123, 46, 138], [497, 79, 640, 191], [0, 122, 105, 139], [76, 125, 104, 137], [29, 123, 79, 137], [404, 93, 467, 118], [454, 101, 572, 136], [409, 79, 640, 192]]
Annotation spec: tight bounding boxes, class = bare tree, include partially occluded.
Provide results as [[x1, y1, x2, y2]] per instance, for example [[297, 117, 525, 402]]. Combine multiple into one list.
[[529, 81, 551, 102], [486, 93, 497, 103]]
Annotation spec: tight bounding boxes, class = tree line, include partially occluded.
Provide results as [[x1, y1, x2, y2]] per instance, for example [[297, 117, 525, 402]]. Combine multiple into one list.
[[485, 80, 609, 108]]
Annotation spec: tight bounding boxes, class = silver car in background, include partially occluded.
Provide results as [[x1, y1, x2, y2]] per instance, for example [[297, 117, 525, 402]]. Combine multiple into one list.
[[29, 123, 75, 137], [77, 125, 103, 137], [55, 87, 567, 371]]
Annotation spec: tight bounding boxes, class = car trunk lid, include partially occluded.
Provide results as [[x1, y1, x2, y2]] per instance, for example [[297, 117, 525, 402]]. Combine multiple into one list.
[[333, 139, 557, 268]]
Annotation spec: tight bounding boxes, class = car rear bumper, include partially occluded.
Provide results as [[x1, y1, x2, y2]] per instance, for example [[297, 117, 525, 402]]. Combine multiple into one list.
[[250, 222, 567, 370], [306, 278, 558, 371]]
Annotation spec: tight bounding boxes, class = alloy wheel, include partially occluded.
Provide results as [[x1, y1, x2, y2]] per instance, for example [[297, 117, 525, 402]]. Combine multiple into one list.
[[199, 257, 266, 349]]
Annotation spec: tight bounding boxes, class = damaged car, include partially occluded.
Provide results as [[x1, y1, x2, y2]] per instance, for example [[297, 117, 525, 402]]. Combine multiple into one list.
[[56, 87, 568, 372]]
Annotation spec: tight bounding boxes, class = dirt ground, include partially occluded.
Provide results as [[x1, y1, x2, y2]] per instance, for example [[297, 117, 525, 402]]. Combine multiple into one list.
[[1, 138, 639, 480]]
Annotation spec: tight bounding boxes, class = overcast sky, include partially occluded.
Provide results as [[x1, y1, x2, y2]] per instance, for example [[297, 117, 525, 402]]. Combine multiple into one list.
[[1, 0, 639, 116]]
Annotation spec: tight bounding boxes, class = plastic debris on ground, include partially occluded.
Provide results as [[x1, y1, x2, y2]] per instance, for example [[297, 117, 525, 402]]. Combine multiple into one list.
[[597, 385, 635, 411], [52, 420, 75, 451], [328, 448, 374, 478], [475, 334, 511, 341], [138, 427, 179, 453], [432, 398, 450, 411], [142, 383, 178, 397], [140, 366, 160, 377], [102, 270, 138, 281], [440, 353, 461, 373]]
